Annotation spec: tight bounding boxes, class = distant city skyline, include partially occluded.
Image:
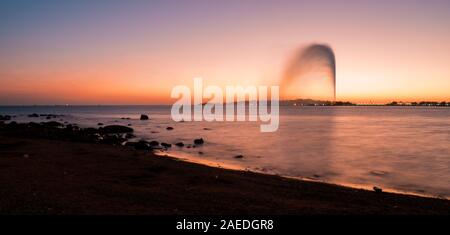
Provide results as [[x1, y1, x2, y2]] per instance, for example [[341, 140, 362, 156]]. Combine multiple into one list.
[[1, 0, 450, 105]]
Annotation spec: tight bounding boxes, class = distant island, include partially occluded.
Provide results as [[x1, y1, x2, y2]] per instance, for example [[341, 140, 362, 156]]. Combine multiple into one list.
[[386, 101, 449, 106], [280, 99, 450, 106], [280, 99, 355, 106]]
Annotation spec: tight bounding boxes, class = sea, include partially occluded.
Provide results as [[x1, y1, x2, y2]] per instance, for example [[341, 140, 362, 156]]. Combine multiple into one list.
[[1, 105, 449, 199]]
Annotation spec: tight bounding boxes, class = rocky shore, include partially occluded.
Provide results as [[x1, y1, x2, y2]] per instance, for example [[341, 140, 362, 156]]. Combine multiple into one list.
[[0, 117, 449, 214], [0, 116, 203, 152]]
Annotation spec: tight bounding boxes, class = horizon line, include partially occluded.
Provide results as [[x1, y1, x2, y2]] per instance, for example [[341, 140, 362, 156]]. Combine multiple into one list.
[[1, 100, 450, 107]]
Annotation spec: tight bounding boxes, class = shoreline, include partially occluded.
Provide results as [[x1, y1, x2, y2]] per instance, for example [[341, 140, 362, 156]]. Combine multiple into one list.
[[1, 120, 449, 214], [159, 150, 446, 200]]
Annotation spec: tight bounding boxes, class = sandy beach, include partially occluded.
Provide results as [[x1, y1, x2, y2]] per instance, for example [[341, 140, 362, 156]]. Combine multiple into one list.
[[0, 121, 449, 215]]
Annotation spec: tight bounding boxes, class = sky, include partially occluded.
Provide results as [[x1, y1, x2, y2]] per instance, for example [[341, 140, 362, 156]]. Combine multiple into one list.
[[1, 0, 450, 104]]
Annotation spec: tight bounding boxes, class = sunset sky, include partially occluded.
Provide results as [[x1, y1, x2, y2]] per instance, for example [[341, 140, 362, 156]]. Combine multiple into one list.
[[1, 0, 450, 104]]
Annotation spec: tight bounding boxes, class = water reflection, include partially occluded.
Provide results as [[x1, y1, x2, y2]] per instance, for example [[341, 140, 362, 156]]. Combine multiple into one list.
[[2, 105, 449, 198]]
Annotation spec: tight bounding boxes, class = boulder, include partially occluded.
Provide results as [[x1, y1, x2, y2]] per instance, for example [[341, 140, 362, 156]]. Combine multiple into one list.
[[105, 135, 126, 145], [140, 114, 149, 120], [82, 127, 99, 134], [234, 155, 244, 159], [124, 133, 135, 139], [101, 125, 134, 134], [161, 142, 172, 148], [28, 113, 39, 118], [194, 138, 204, 145], [134, 140, 152, 150], [126, 140, 160, 150], [175, 142, 184, 147], [166, 126, 174, 130], [373, 186, 383, 193], [149, 141, 159, 146], [124, 141, 137, 147], [0, 115, 11, 121]]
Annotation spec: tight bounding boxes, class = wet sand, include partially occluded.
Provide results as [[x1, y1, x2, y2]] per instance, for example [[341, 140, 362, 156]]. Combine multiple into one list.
[[0, 135, 449, 214]]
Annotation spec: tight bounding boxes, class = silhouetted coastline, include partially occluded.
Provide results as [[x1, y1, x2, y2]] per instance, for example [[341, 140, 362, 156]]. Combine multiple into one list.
[[279, 99, 450, 106], [386, 101, 450, 106]]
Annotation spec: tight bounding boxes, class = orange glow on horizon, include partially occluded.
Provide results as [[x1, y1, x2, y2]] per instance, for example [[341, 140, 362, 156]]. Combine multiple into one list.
[[1, 1, 450, 105]]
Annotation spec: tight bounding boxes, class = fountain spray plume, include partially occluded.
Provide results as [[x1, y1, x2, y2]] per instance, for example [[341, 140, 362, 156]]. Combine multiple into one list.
[[280, 44, 336, 101]]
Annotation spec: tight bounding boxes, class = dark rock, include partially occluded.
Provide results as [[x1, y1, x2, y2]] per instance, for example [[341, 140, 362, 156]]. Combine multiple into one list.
[[134, 140, 152, 150], [140, 114, 149, 120], [175, 142, 184, 147], [100, 125, 134, 134], [97, 123, 104, 126], [0, 115, 11, 121], [149, 141, 159, 146], [46, 116, 52, 119], [198, 151, 204, 155], [28, 113, 39, 118], [42, 121, 64, 127], [101, 134, 126, 145], [203, 128, 211, 130], [161, 142, 172, 148], [373, 186, 383, 193], [194, 138, 204, 145], [127, 124, 132, 126], [234, 155, 244, 159], [166, 126, 174, 130], [85, 133, 103, 143], [124, 133, 135, 139], [123, 141, 137, 147], [81, 127, 99, 134]]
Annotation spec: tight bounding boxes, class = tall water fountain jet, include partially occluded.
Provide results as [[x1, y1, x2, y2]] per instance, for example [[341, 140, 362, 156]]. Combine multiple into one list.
[[281, 44, 336, 101]]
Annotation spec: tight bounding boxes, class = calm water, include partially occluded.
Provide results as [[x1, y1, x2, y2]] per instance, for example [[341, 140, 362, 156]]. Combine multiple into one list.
[[1, 105, 449, 198]]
